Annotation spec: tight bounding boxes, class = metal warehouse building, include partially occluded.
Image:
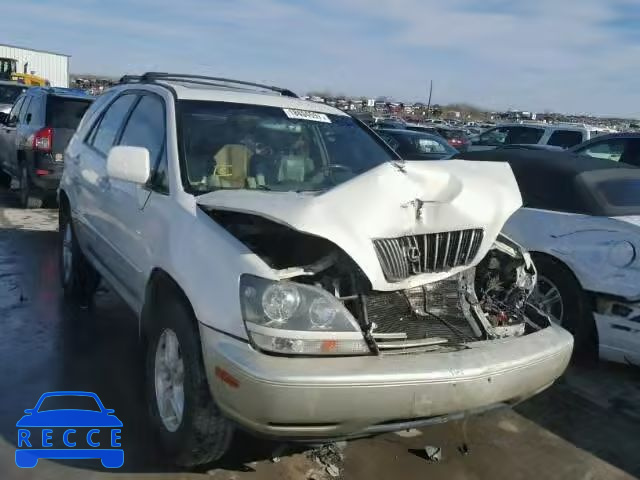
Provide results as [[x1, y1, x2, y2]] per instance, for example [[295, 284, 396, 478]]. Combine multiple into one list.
[[0, 44, 69, 87]]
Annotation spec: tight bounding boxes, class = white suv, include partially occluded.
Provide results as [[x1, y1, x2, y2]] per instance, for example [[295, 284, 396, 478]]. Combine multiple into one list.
[[58, 73, 573, 466], [469, 122, 606, 150]]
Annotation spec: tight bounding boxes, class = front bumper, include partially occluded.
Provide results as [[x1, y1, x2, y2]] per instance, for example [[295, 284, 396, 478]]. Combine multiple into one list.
[[594, 297, 640, 365], [200, 324, 573, 439]]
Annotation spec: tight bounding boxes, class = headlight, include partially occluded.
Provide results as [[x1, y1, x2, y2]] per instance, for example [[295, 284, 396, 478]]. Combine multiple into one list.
[[240, 275, 370, 355]]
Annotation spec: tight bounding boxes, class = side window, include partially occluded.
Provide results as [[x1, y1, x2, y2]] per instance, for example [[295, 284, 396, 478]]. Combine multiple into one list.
[[576, 139, 625, 162], [377, 133, 400, 151], [479, 127, 508, 146], [79, 89, 117, 139], [89, 94, 138, 156], [547, 130, 583, 148], [620, 139, 640, 167], [8, 96, 25, 124], [416, 138, 447, 154], [19, 97, 32, 123], [504, 127, 544, 145], [24, 95, 42, 125], [118, 95, 168, 192]]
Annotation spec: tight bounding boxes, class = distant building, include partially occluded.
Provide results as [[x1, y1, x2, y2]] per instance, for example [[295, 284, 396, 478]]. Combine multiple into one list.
[[0, 43, 69, 87]]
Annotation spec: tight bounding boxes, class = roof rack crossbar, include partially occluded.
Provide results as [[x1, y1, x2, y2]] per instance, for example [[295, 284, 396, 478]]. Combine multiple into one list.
[[119, 72, 298, 98]]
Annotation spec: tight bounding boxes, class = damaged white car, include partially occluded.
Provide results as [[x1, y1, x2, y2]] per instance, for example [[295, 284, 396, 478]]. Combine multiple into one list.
[[459, 147, 640, 366], [58, 73, 573, 466]]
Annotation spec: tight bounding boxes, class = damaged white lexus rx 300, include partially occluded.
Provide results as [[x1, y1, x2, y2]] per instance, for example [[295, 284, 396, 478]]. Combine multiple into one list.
[[58, 73, 573, 466]]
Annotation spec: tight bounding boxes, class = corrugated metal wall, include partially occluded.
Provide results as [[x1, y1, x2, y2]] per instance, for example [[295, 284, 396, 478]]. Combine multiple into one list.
[[0, 45, 69, 87]]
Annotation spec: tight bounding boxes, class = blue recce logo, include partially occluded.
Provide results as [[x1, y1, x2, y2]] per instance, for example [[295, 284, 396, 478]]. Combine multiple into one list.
[[15, 391, 124, 468]]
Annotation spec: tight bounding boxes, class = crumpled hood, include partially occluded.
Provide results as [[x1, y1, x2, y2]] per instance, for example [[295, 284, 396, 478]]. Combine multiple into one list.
[[196, 160, 522, 291]]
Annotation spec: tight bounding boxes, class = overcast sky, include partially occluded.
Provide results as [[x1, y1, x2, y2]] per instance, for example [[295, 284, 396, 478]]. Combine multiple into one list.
[[5, 0, 640, 117]]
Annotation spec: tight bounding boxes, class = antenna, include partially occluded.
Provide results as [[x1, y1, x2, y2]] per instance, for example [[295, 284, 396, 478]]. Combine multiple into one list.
[[426, 80, 433, 119]]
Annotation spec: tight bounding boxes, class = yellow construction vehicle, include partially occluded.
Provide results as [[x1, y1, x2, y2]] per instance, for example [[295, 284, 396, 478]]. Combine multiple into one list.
[[0, 57, 49, 86]]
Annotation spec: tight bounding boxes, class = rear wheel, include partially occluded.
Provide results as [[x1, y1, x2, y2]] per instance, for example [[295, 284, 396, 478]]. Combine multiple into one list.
[[58, 203, 100, 303], [0, 170, 10, 189], [144, 291, 233, 466], [19, 164, 42, 209], [531, 254, 597, 360]]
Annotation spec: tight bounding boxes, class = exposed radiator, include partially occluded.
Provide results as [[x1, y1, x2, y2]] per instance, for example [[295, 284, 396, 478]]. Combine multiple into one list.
[[363, 274, 480, 351]]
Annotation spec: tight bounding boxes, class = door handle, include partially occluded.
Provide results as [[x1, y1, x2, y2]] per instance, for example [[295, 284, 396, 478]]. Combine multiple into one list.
[[97, 177, 111, 191]]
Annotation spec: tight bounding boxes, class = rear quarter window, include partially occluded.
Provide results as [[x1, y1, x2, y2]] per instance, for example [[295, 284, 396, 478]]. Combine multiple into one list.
[[46, 96, 93, 129]]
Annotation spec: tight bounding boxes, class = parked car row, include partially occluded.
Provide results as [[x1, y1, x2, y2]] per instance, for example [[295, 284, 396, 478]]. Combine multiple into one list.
[[0, 85, 93, 207]]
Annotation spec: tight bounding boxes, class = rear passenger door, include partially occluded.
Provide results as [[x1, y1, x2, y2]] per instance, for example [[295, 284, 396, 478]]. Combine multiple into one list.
[[75, 93, 138, 274], [100, 93, 168, 302]]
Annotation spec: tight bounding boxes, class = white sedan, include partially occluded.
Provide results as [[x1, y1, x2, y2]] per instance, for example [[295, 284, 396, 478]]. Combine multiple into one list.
[[459, 148, 640, 365]]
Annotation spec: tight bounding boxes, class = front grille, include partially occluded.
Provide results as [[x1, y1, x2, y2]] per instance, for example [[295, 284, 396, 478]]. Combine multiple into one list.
[[364, 275, 479, 351], [373, 229, 483, 281]]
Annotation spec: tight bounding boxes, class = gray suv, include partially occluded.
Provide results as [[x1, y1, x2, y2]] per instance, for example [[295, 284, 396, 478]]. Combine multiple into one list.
[[0, 87, 93, 207]]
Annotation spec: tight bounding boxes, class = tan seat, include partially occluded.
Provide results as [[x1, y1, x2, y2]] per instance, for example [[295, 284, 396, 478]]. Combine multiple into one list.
[[208, 144, 252, 188]]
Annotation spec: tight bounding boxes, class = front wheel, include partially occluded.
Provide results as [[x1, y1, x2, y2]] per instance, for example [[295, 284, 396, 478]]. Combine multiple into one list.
[[144, 294, 233, 466], [531, 254, 597, 360]]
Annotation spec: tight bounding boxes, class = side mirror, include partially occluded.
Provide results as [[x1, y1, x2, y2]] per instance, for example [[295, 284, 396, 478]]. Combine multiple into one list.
[[23, 409, 34, 414], [106, 146, 150, 184]]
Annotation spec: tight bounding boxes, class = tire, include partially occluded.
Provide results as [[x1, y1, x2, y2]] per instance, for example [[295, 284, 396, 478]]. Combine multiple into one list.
[[0, 170, 10, 189], [144, 292, 233, 466], [58, 204, 100, 303], [531, 254, 597, 360], [19, 164, 42, 209]]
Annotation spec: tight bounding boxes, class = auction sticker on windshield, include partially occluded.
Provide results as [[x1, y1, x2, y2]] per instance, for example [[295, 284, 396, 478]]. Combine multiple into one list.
[[283, 108, 331, 123]]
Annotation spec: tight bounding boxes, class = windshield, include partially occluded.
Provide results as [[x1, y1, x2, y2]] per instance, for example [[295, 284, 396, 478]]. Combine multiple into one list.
[[179, 100, 396, 193], [0, 84, 26, 104]]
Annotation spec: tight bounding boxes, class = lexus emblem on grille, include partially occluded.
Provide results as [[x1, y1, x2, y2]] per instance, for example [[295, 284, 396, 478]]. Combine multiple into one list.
[[404, 245, 421, 273]]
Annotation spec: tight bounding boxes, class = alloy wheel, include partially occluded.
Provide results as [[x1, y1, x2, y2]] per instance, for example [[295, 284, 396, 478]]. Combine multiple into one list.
[[154, 328, 185, 432], [531, 275, 564, 325]]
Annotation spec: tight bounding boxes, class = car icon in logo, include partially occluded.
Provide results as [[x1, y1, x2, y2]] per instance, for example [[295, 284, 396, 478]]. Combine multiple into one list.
[[15, 391, 123, 468]]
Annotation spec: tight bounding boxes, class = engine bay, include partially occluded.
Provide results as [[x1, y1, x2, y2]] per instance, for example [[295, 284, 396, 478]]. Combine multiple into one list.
[[208, 209, 551, 353]]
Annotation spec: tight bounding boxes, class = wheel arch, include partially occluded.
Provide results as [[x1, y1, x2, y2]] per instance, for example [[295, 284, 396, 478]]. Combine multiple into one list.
[[140, 268, 200, 342], [529, 250, 597, 315], [58, 188, 70, 214], [529, 250, 585, 289]]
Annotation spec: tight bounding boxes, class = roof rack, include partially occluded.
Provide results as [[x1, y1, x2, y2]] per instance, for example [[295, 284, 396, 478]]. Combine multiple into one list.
[[119, 72, 298, 98]]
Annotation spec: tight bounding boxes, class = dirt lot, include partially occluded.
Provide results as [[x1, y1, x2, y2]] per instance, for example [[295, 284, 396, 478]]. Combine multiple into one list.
[[0, 188, 638, 480]]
